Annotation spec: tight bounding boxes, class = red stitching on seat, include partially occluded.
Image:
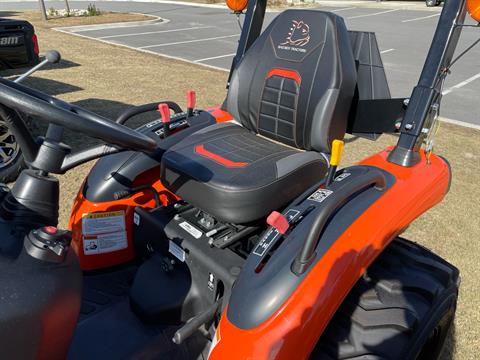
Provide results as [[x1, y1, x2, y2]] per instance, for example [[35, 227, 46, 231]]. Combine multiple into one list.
[[266, 68, 302, 85], [194, 144, 248, 168]]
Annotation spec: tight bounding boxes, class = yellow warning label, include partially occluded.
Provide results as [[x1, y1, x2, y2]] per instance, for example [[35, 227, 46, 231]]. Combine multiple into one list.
[[82, 211, 124, 219], [81, 211, 127, 255]]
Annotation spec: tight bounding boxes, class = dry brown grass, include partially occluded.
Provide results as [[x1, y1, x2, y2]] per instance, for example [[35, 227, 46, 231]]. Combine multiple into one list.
[[6, 10, 153, 29], [1, 10, 479, 359]]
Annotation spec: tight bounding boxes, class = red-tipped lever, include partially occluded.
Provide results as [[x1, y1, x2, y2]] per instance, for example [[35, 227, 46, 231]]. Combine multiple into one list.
[[267, 211, 289, 235], [187, 90, 196, 118], [158, 103, 171, 137]]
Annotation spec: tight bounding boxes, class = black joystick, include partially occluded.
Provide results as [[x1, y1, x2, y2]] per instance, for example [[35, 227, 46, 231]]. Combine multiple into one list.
[[24, 226, 71, 263]]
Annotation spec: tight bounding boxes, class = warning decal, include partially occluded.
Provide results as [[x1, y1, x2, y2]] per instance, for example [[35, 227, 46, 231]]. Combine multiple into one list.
[[307, 189, 333, 203], [82, 211, 127, 255]]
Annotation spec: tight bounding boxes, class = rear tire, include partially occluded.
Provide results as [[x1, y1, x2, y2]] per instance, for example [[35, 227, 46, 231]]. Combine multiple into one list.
[[0, 117, 26, 183], [311, 237, 459, 360]]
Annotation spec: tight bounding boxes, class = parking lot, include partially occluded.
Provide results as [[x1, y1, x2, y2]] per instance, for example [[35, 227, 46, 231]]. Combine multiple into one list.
[[3, 0, 480, 127]]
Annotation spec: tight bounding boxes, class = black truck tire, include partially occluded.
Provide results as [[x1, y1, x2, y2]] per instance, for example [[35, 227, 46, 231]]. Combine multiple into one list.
[[0, 117, 26, 183], [311, 237, 459, 360]]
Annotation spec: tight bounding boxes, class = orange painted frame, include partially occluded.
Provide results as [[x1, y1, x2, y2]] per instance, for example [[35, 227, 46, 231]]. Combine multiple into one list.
[[208, 149, 450, 360], [68, 106, 231, 270], [68, 167, 178, 270]]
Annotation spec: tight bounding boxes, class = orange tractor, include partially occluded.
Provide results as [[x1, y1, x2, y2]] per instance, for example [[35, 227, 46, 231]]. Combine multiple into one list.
[[0, 0, 478, 358]]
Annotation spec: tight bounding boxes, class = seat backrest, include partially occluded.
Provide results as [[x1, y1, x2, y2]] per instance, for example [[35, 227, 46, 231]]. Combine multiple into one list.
[[224, 10, 357, 153]]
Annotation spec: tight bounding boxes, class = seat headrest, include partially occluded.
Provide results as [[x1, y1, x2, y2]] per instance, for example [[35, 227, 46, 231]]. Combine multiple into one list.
[[224, 9, 357, 153]]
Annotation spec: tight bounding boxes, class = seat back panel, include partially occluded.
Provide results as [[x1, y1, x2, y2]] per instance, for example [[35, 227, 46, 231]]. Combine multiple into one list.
[[259, 74, 300, 147], [224, 9, 357, 153]]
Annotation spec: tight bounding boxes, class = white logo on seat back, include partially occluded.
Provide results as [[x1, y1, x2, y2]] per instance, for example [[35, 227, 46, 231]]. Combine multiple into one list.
[[281, 20, 311, 47]]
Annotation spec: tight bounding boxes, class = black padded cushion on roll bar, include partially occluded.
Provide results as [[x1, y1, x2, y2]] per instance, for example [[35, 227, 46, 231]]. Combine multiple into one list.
[[223, 9, 357, 153]]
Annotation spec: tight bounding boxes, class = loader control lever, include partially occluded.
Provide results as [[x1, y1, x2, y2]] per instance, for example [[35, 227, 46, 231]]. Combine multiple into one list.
[[159, 103, 171, 137], [186, 90, 196, 118]]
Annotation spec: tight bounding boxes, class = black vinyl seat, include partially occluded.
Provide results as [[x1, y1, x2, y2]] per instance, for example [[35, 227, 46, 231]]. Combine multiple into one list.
[[162, 123, 328, 224], [161, 9, 357, 224]]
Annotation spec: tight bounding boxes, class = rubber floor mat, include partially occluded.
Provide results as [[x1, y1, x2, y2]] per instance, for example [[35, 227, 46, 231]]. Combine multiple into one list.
[[68, 266, 208, 360]]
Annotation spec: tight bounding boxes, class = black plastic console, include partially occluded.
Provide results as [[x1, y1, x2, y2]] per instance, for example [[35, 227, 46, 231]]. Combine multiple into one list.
[[227, 165, 396, 329], [83, 111, 217, 203], [130, 204, 246, 324]]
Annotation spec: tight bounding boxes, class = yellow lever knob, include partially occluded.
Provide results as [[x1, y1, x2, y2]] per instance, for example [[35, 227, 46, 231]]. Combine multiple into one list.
[[330, 139, 345, 167]]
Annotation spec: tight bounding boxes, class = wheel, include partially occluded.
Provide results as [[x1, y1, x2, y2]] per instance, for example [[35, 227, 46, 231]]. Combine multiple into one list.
[[426, 0, 441, 7], [0, 117, 26, 183], [311, 237, 459, 360]]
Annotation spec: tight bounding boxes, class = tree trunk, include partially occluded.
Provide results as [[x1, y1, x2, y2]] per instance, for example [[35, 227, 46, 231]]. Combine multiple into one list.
[[38, 0, 48, 21], [64, 0, 71, 14]]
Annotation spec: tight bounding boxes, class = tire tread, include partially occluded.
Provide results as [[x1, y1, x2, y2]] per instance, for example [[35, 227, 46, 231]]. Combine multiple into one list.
[[311, 237, 459, 360]]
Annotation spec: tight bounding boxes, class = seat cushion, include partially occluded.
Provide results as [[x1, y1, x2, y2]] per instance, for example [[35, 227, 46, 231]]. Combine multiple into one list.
[[161, 123, 328, 224]]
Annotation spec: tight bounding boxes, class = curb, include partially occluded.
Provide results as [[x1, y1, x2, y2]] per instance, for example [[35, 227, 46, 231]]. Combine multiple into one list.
[[439, 117, 480, 131], [54, 13, 166, 32]]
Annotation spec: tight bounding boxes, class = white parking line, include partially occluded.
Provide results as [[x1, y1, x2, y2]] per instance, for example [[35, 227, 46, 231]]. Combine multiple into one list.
[[402, 13, 440, 23], [139, 34, 239, 48], [330, 7, 357, 12], [440, 117, 480, 130], [99, 26, 214, 39], [54, 27, 230, 72], [442, 72, 480, 95], [348, 9, 400, 20], [194, 53, 236, 63], [380, 48, 395, 54]]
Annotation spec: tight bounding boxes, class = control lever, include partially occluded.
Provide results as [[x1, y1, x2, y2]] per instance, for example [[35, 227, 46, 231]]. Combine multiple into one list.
[[158, 103, 171, 137], [24, 226, 71, 263], [172, 298, 221, 344], [186, 90, 196, 118], [14, 50, 61, 84], [326, 139, 345, 187]]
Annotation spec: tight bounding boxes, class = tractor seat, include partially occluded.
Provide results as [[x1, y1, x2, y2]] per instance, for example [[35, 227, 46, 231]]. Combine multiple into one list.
[[161, 123, 328, 224], [161, 9, 357, 224]]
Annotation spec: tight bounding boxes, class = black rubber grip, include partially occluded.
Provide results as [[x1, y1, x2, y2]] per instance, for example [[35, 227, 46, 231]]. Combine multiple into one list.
[[292, 169, 387, 275]]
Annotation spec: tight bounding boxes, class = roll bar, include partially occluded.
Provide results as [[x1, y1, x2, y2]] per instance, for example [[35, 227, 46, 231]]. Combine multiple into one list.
[[388, 0, 468, 166], [229, 0, 470, 167]]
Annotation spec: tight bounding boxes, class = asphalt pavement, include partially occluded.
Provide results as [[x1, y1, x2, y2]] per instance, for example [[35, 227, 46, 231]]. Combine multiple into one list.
[[2, 0, 480, 127]]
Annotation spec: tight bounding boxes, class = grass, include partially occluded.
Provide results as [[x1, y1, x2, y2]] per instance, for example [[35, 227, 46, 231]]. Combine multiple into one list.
[[3, 10, 153, 29], [1, 10, 479, 359]]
